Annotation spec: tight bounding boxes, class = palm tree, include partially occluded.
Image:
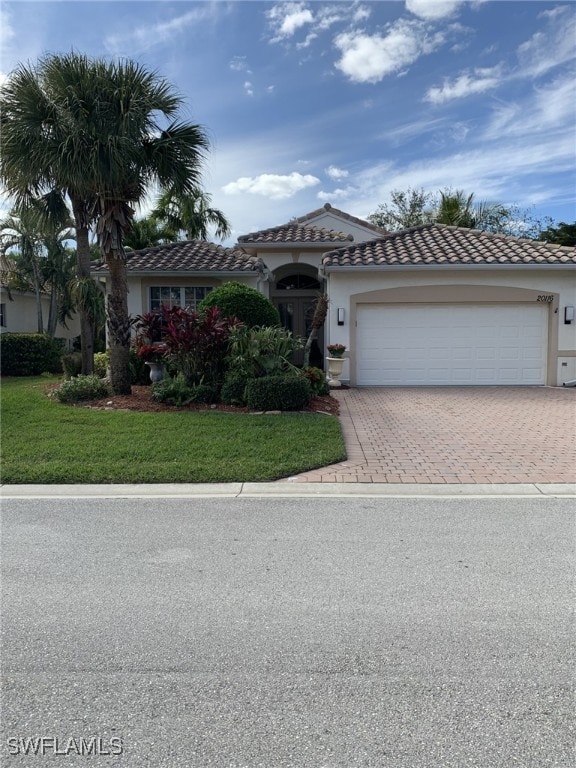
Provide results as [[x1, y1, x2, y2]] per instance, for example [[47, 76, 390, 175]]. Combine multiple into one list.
[[1, 53, 210, 393], [433, 190, 510, 232], [0, 201, 75, 336], [123, 215, 176, 251], [153, 188, 231, 241]]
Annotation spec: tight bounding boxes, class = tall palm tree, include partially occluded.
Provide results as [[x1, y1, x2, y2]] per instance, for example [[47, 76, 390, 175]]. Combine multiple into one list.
[[153, 188, 231, 241], [1, 53, 210, 393]]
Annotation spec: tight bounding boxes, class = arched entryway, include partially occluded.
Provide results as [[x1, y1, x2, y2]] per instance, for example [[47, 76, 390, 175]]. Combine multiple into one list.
[[271, 265, 324, 368]]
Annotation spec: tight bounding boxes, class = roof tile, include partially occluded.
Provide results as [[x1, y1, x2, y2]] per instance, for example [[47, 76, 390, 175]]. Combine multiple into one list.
[[322, 224, 576, 268]]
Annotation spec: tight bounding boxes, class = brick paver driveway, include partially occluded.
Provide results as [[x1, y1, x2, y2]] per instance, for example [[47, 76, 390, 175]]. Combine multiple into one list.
[[291, 387, 576, 484]]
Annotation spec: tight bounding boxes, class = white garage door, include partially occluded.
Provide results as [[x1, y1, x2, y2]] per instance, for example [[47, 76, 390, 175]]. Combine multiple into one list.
[[357, 304, 548, 385]]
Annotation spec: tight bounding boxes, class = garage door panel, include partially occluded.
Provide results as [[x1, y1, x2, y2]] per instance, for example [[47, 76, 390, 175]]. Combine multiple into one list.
[[357, 304, 547, 385]]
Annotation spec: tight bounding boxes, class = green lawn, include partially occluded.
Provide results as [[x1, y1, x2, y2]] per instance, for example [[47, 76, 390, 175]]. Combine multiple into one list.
[[1, 377, 346, 484]]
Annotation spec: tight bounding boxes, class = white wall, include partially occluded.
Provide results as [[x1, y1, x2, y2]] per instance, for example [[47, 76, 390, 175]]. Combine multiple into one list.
[[0, 288, 80, 340]]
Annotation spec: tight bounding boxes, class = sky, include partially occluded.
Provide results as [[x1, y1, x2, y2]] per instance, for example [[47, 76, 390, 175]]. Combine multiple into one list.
[[1, 0, 575, 244]]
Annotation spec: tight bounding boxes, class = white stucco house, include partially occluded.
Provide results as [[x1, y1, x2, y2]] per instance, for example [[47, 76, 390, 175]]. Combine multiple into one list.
[[0, 286, 80, 342], [92, 204, 576, 387]]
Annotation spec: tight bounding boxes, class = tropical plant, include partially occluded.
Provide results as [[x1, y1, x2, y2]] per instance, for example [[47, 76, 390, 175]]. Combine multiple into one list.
[[53, 374, 110, 403], [227, 325, 303, 379], [123, 215, 176, 251], [301, 367, 330, 396], [160, 305, 241, 387], [0, 52, 211, 392], [433, 190, 510, 231], [0, 200, 76, 336], [152, 188, 231, 241], [199, 282, 280, 328]]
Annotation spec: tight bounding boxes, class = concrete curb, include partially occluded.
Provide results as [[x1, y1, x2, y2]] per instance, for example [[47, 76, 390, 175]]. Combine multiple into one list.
[[1, 482, 575, 499]]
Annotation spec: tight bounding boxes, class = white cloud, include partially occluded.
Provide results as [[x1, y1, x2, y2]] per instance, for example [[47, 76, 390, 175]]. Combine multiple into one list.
[[317, 186, 355, 201], [105, 7, 215, 53], [325, 165, 349, 181], [425, 65, 502, 103], [516, 6, 576, 78], [405, 0, 464, 21], [222, 172, 320, 199], [266, 3, 314, 41], [0, 8, 15, 47], [244, 81, 254, 97], [229, 56, 251, 73], [334, 20, 445, 84]]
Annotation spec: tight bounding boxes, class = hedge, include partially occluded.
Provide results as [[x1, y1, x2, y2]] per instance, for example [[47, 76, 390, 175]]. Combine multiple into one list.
[[245, 374, 311, 411], [198, 282, 280, 328], [1, 333, 64, 376]]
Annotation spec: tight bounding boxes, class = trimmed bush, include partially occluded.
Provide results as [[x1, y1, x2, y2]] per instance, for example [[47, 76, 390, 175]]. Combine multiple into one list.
[[221, 372, 252, 406], [61, 352, 83, 379], [245, 374, 311, 411], [199, 282, 280, 328], [152, 376, 218, 406], [53, 375, 110, 403], [1, 333, 64, 376]]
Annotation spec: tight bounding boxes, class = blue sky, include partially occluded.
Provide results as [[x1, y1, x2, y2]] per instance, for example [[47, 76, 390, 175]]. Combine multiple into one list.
[[1, 1, 575, 243]]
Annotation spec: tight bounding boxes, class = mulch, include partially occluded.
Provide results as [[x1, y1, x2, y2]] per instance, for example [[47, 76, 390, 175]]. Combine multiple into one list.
[[81, 385, 340, 415]]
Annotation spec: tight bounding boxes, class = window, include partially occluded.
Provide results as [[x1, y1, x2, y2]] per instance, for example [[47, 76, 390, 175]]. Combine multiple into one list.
[[0, 303, 5, 327], [149, 286, 212, 312]]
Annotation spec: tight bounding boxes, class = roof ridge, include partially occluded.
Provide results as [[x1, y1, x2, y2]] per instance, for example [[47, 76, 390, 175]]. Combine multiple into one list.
[[295, 202, 388, 234]]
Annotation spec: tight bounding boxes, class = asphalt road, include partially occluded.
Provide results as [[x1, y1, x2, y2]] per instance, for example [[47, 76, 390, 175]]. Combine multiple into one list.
[[1, 496, 574, 767]]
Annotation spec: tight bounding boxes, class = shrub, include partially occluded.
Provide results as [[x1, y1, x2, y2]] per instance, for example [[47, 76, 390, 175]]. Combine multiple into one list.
[[221, 372, 252, 406], [199, 282, 280, 328], [227, 325, 303, 378], [53, 375, 110, 403], [1, 333, 64, 376], [151, 375, 218, 406], [301, 366, 330, 396], [129, 348, 151, 385], [160, 305, 241, 387], [61, 352, 83, 379], [93, 352, 109, 378], [245, 374, 311, 411]]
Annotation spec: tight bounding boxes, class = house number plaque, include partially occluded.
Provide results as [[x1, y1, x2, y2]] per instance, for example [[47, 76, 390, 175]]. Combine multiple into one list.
[[536, 295, 554, 302]]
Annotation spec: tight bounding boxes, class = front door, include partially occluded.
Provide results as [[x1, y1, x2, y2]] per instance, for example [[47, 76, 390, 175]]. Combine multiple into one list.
[[274, 295, 324, 368]]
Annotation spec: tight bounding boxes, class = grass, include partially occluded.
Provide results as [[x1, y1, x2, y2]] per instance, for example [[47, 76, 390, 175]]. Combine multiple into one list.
[[0, 377, 346, 484]]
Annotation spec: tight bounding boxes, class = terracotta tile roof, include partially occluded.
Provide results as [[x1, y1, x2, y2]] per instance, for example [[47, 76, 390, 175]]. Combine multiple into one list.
[[92, 241, 265, 274], [322, 224, 576, 268], [238, 223, 353, 245]]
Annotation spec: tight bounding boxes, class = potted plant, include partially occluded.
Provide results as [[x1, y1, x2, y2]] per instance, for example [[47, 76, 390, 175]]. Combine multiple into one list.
[[327, 343, 346, 358], [136, 343, 167, 383], [326, 344, 347, 387]]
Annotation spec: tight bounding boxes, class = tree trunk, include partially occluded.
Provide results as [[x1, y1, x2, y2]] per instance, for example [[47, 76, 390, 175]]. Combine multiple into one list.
[[31, 259, 44, 333], [303, 294, 329, 368], [72, 198, 94, 374], [47, 281, 58, 337], [106, 255, 132, 394]]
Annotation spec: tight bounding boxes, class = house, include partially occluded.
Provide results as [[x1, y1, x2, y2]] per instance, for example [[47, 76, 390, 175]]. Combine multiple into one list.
[[0, 285, 80, 342], [92, 203, 576, 387]]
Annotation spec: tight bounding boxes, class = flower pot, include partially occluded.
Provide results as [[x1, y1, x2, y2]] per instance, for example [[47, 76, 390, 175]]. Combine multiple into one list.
[[326, 356, 345, 387], [145, 361, 165, 383]]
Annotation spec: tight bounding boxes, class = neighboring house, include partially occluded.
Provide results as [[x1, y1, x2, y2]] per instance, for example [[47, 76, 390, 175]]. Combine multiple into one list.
[[92, 203, 576, 386], [0, 285, 80, 342]]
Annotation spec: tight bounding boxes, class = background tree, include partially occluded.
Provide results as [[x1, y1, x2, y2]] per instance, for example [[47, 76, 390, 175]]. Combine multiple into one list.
[[123, 216, 176, 251], [367, 188, 434, 230], [368, 187, 551, 237], [0, 201, 76, 336], [1, 53, 211, 394], [538, 222, 576, 247], [152, 188, 231, 242]]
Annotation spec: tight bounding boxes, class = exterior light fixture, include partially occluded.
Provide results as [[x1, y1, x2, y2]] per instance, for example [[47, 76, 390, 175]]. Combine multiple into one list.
[[337, 308, 345, 326], [564, 306, 574, 324]]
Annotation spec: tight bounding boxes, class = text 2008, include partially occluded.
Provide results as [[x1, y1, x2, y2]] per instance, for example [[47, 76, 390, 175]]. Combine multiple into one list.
[[537, 295, 554, 302]]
